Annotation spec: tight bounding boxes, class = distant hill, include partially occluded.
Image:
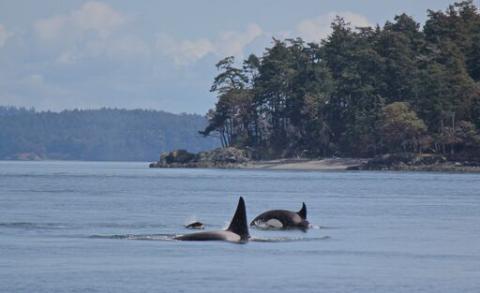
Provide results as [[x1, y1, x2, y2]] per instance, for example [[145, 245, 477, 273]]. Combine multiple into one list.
[[0, 107, 218, 161]]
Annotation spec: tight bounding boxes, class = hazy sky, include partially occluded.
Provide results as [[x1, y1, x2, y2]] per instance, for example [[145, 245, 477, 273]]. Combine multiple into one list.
[[0, 0, 462, 114]]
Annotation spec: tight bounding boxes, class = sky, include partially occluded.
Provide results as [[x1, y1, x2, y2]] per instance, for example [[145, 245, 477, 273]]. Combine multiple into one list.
[[0, 0, 464, 114]]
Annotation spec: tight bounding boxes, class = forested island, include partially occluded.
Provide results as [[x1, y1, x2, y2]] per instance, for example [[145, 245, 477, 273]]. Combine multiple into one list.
[[3, 1, 480, 171], [0, 107, 217, 161], [152, 1, 480, 171]]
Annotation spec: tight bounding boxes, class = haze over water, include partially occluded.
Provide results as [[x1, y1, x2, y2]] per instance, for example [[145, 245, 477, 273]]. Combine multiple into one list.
[[1, 161, 479, 292]]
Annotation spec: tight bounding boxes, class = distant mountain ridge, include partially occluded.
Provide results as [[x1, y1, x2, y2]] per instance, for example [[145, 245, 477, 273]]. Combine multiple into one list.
[[0, 106, 218, 161]]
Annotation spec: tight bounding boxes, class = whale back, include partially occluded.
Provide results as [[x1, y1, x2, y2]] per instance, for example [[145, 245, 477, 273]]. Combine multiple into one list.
[[226, 197, 249, 241], [297, 202, 307, 219]]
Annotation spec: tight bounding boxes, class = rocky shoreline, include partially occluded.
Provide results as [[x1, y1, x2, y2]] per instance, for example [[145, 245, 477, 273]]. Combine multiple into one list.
[[148, 148, 250, 169], [150, 148, 480, 173], [349, 153, 480, 172]]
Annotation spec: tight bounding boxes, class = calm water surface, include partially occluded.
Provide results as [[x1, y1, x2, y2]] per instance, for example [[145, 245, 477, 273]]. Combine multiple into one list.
[[0, 161, 479, 292]]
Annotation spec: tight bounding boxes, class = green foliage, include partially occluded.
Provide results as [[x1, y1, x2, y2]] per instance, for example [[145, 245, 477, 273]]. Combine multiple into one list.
[[203, 1, 480, 159], [380, 102, 427, 153], [0, 107, 218, 161]]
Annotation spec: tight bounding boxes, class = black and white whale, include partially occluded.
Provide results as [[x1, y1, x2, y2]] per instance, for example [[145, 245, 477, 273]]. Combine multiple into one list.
[[250, 202, 309, 231], [175, 197, 249, 243]]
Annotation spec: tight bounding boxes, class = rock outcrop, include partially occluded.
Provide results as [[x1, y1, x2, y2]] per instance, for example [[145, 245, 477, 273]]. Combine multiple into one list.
[[149, 147, 250, 168], [350, 153, 480, 172]]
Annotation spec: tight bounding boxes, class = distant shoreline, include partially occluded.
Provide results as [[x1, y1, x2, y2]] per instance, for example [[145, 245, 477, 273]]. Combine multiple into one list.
[[241, 158, 368, 171], [149, 149, 480, 173], [150, 158, 480, 173], [244, 158, 480, 173]]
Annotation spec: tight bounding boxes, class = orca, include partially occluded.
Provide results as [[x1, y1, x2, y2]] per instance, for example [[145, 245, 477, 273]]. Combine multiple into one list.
[[250, 202, 309, 231], [175, 197, 249, 243]]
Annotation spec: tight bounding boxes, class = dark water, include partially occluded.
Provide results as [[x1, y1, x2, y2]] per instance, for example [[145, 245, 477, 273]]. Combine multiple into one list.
[[1, 161, 479, 292]]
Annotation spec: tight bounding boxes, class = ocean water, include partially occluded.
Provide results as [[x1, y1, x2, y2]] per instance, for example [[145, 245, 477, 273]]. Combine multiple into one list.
[[0, 161, 479, 293]]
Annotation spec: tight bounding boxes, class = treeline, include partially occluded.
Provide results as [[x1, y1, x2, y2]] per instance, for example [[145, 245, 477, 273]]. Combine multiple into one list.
[[0, 107, 217, 161], [202, 1, 480, 160]]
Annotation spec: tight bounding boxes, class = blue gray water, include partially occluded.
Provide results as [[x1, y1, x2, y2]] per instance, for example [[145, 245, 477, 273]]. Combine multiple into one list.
[[1, 161, 479, 292]]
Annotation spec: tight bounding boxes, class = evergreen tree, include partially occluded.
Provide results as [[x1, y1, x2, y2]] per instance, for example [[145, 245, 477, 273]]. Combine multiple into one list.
[[202, 1, 480, 159]]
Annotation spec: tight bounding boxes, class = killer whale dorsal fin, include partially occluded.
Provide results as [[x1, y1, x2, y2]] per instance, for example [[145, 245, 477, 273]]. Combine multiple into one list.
[[298, 202, 307, 219], [227, 197, 249, 240]]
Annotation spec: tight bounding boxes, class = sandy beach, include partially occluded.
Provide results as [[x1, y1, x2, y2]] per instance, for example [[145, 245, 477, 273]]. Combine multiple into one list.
[[244, 158, 368, 171]]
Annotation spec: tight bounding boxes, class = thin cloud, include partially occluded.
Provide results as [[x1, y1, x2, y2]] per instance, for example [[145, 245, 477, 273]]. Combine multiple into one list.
[[0, 24, 13, 47], [33, 1, 146, 63], [296, 11, 372, 42], [34, 1, 126, 40], [156, 34, 215, 66], [155, 12, 371, 66], [156, 23, 263, 66], [216, 24, 263, 57]]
